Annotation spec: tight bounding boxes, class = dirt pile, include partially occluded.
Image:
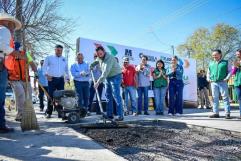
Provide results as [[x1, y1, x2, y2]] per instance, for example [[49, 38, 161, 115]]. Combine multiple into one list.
[[79, 122, 241, 161]]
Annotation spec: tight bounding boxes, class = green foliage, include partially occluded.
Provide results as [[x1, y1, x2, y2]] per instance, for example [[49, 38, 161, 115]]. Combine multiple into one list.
[[177, 23, 241, 69]]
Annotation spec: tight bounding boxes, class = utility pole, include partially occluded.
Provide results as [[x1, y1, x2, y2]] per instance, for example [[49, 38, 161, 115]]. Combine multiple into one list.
[[171, 45, 175, 56], [15, 0, 23, 44]]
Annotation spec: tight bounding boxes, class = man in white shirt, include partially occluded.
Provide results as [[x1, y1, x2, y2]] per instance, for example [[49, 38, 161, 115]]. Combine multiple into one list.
[[0, 12, 21, 133], [42, 45, 70, 118]]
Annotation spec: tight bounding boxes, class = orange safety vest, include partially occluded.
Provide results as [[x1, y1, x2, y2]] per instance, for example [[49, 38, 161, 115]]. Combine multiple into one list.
[[7, 51, 30, 81], [3, 36, 30, 82]]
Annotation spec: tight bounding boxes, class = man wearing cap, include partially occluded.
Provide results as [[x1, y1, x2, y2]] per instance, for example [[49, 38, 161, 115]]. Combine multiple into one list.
[[122, 57, 138, 116], [42, 45, 70, 118], [90, 46, 124, 121], [0, 12, 21, 133]]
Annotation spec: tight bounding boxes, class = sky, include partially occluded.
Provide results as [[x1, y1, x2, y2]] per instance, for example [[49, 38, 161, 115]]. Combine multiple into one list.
[[59, 0, 241, 56]]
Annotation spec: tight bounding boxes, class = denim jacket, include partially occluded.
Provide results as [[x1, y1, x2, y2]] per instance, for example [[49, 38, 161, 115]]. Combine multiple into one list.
[[166, 64, 183, 80]]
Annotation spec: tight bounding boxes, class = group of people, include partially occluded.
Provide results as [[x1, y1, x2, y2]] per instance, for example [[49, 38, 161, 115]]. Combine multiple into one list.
[[36, 45, 185, 121], [32, 47, 241, 122], [1, 13, 241, 134]]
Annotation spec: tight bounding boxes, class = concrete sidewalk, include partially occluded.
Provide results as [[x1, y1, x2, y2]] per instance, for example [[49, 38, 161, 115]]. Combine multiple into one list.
[[0, 108, 126, 161]]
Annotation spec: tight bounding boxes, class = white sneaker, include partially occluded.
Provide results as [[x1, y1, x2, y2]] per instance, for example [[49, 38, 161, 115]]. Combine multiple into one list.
[[168, 113, 173, 116], [203, 105, 207, 109], [175, 113, 182, 116], [198, 105, 203, 109]]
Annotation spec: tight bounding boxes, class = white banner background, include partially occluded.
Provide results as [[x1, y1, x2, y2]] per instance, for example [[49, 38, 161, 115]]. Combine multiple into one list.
[[78, 37, 197, 102]]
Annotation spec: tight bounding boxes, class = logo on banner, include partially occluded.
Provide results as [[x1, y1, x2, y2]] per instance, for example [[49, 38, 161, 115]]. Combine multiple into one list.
[[94, 43, 118, 56], [124, 49, 134, 61]]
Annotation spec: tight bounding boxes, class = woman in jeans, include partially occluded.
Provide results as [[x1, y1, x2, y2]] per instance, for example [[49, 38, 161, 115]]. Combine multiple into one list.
[[152, 60, 168, 115], [166, 56, 184, 116]]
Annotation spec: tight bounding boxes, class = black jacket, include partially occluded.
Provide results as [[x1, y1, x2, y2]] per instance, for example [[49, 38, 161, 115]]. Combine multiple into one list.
[[198, 75, 209, 90]]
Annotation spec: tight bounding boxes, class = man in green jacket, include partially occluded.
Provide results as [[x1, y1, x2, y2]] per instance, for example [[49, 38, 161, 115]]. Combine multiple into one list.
[[207, 49, 231, 119], [232, 49, 241, 119], [90, 46, 124, 121]]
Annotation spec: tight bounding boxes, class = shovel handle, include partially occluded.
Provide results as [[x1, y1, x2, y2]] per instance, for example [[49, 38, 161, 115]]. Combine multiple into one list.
[[37, 80, 54, 105], [90, 70, 104, 113]]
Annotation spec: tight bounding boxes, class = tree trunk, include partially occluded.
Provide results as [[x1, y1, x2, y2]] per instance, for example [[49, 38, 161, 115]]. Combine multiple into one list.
[[15, 0, 23, 45]]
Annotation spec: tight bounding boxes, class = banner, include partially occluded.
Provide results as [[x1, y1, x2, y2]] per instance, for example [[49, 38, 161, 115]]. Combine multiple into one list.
[[78, 37, 197, 102]]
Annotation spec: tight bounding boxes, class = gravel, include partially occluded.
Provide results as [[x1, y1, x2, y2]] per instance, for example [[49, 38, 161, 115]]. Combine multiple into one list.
[[77, 121, 241, 161]]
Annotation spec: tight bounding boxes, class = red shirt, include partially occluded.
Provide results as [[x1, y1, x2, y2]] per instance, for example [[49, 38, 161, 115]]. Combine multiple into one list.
[[122, 65, 136, 86]]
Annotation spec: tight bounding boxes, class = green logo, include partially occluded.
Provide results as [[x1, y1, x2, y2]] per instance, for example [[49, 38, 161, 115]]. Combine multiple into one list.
[[107, 45, 118, 56]]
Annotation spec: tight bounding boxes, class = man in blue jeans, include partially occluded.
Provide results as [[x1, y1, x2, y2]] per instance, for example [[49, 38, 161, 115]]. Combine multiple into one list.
[[90, 46, 124, 121], [122, 57, 137, 116], [207, 49, 231, 119], [136, 55, 151, 115], [0, 13, 22, 133], [71, 53, 90, 110]]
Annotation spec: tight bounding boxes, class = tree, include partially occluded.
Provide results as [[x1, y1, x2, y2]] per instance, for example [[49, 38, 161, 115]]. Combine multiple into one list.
[[177, 23, 241, 69], [0, 0, 75, 57]]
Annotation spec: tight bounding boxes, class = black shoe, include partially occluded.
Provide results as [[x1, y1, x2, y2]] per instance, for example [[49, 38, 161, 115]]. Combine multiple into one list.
[[225, 114, 231, 119], [15, 118, 21, 122], [160, 112, 164, 115], [144, 111, 150, 115], [87, 112, 91, 116], [206, 106, 212, 109], [0, 127, 14, 133], [40, 109, 44, 112], [137, 112, 142, 115], [156, 112, 161, 115], [115, 117, 124, 121], [124, 111, 129, 116], [209, 113, 219, 118], [96, 112, 102, 115], [46, 114, 51, 118], [103, 115, 114, 120]]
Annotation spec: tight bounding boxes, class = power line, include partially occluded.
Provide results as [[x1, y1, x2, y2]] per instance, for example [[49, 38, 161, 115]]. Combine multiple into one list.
[[149, 0, 209, 31], [130, 0, 207, 46], [212, 6, 241, 20], [146, 0, 209, 53]]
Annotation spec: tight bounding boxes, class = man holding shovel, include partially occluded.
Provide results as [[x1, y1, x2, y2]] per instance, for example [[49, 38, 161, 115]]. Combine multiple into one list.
[[0, 12, 21, 133], [90, 46, 124, 121]]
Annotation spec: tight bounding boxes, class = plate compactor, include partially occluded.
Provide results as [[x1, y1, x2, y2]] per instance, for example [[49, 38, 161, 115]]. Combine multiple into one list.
[[53, 90, 87, 124]]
